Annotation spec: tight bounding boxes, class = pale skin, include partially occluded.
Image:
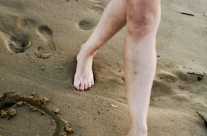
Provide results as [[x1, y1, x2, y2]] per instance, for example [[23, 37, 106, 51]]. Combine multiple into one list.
[[73, 0, 161, 135]]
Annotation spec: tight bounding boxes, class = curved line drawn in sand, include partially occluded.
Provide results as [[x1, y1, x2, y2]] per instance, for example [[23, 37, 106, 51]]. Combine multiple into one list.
[[35, 25, 56, 59], [77, 20, 96, 30], [0, 92, 75, 136]]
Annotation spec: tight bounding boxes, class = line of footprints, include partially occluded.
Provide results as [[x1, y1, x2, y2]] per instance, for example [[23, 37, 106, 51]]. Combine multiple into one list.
[[3, 0, 105, 59]]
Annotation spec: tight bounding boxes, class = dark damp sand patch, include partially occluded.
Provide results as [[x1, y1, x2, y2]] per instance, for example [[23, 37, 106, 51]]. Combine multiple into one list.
[[0, 92, 75, 136]]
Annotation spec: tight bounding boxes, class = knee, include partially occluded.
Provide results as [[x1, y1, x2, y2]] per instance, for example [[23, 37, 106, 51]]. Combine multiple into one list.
[[127, 0, 161, 35]]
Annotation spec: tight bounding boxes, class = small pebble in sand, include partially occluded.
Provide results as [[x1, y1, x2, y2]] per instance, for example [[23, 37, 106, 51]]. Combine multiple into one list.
[[111, 104, 118, 108], [9, 109, 17, 116], [53, 108, 61, 114], [41, 66, 46, 71], [1, 110, 7, 118]]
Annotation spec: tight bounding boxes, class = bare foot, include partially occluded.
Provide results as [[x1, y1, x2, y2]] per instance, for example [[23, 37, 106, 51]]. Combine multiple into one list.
[[73, 45, 95, 91]]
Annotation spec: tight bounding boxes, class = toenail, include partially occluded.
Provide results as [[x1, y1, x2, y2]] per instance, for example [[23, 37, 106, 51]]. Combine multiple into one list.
[[74, 86, 79, 91]]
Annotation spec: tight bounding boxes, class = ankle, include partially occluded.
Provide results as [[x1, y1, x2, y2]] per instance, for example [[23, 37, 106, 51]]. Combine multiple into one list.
[[129, 123, 148, 135], [79, 43, 97, 58], [128, 125, 148, 136]]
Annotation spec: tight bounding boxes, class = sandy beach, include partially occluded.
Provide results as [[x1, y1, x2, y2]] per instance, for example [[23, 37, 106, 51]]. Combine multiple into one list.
[[0, 0, 207, 136]]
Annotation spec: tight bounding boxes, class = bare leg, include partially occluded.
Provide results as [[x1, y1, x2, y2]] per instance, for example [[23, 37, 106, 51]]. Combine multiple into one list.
[[74, 0, 127, 91], [124, 0, 161, 135]]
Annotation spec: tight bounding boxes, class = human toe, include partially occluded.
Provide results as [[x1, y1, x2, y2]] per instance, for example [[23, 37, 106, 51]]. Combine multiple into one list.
[[84, 82, 89, 91], [79, 83, 85, 91], [74, 81, 80, 91], [91, 81, 94, 86], [88, 81, 92, 89]]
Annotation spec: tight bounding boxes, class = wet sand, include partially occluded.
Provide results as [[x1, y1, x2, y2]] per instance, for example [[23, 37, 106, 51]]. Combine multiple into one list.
[[0, 0, 207, 136]]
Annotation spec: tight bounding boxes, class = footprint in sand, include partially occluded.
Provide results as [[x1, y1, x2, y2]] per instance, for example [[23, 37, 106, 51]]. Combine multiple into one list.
[[152, 79, 174, 97], [35, 25, 56, 59], [0, 13, 36, 54], [6, 36, 31, 53], [170, 67, 205, 83], [151, 69, 182, 98], [6, 17, 36, 53], [90, 5, 105, 13], [89, 0, 105, 14], [151, 68, 205, 102], [0, 92, 75, 136], [77, 20, 97, 30], [76, 0, 105, 31], [90, 0, 104, 6], [0, 13, 56, 59]]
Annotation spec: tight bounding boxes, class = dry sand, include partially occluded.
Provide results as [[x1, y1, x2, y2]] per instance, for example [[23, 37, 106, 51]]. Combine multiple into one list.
[[0, 0, 207, 136]]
